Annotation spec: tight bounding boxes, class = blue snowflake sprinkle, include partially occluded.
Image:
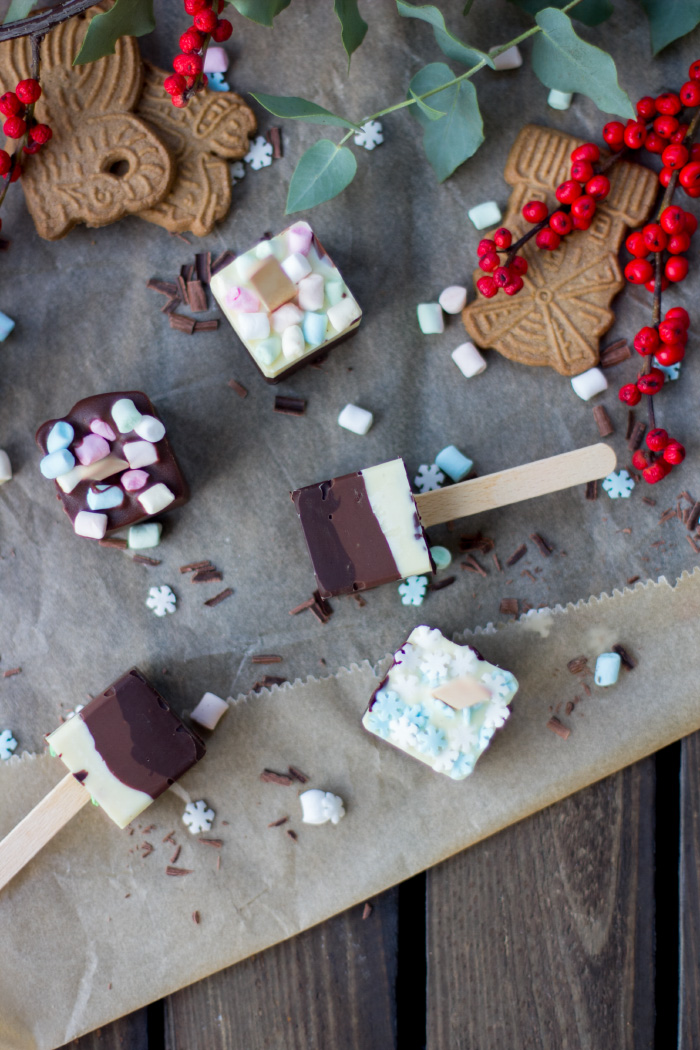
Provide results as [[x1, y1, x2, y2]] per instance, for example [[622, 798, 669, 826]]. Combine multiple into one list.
[[371, 689, 404, 722], [417, 724, 447, 755], [365, 712, 390, 738], [449, 752, 475, 779], [405, 704, 429, 728]]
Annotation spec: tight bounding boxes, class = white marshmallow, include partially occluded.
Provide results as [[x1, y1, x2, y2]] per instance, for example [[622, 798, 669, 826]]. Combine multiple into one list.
[[338, 403, 374, 436], [133, 415, 166, 443], [282, 325, 306, 360], [237, 311, 271, 341], [548, 89, 573, 111], [0, 449, 12, 483], [123, 441, 159, 469], [137, 483, 175, 515], [297, 273, 325, 311], [281, 252, 312, 283], [327, 297, 361, 332], [417, 302, 445, 334], [490, 44, 522, 70], [271, 303, 304, 333], [451, 342, 487, 378], [190, 691, 229, 731], [73, 510, 108, 540], [468, 200, 502, 230], [438, 285, 468, 314], [571, 367, 608, 401]]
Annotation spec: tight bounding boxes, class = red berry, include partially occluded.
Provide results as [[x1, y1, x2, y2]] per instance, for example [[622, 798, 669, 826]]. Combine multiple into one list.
[[603, 121, 625, 150], [679, 161, 700, 189], [571, 195, 595, 221], [655, 342, 685, 366], [0, 91, 20, 117], [163, 73, 186, 95], [586, 174, 610, 200], [624, 121, 647, 149], [570, 143, 599, 163], [9, 163, 21, 182], [684, 185, 700, 198], [626, 231, 649, 258], [212, 18, 233, 41], [660, 204, 686, 234], [173, 52, 203, 76], [3, 114, 26, 138], [478, 251, 500, 273], [637, 95, 656, 119], [194, 8, 218, 31], [510, 255, 528, 276], [22, 141, 41, 155], [656, 91, 682, 115], [632, 450, 649, 470], [659, 318, 687, 343], [503, 276, 524, 296], [477, 238, 496, 257], [671, 124, 690, 143], [684, 211, 698, 235], [184, 0, 210, 12], [681, 80, 700, 107], [522, 200, 548, 223], [659, 166, 674, 188], [572, 215, 591, 231], [28, 123, 51, 145], [179, 28, 203, 52], [625, 259, 654, 284], [642, 223, 667, 251], [555, 180, 582, 205], [663, 440, 686, 464], [662, 143, 689, 169], [643, 462, 670, 484], [633, 327, 660, 355], [171, 94, 188, 108], [665, 305, 690, 328], [644, 131, 668, 155], [15, 78, 40, 105], [570, 159, 593, 183], [493, 266, 512, 287], [493, 227, 512, 250], [644, 275, 669, 293], [654, 115, 678, 137], [549, 210, 572, 235], [476, 276, 498, 298], [619, 383, 642, 406], [690, 60, 700, 80], [536, 228, 561, 251], [637, 368, 665, 395], [665, 255, 689, 282], [0, 149, 10, 176], [646, 428, 669, 451]]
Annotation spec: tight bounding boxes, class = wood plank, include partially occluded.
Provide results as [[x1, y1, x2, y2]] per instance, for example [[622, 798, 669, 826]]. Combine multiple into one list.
[[57, 1010, 149, 1050], [164, 888, 398, 1050], [427, 762, 655, 1050], [680, 732, 700, 1048]]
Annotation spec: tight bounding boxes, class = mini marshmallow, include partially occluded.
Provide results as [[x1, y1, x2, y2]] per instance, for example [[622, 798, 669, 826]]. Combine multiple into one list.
[[208, 71, 230, 91], [435, 445, 473, 482], [430, 545, 452, 570], [87, 484, 124, 511], [203, 45, 229, 73], [571, 367, 608, 401], [298, 273, 325, 311], [325, 281, 344, 306], [123, 441, 159, 469], [226, 286, 260, 313], [237, 311, 271, 342], [490, 44, 522, 70], [287, 221, 314, 255], [40, 448, 75, 479], [74, 434, 109, 466], [594, 651, 621, 687], [137, 483, 175, 516], [73, 510, 108, 540], [438, 285, 468, 314], [133, 415, 166, 443], [128, 522, 162, 550], [112, 398, 142, 434], [338, 403, 374, 436], [0, 449, 12, 484], [548, 89, 573, 111], [468, 200, 502, 230], [302, 311, 328, 347], [90, 419, 116, 441], [281, 252, 312, 284], [327, 297, 361, 332], [46, 421, 74, 454], [254, 336, 282, 365], [282, 325, 306, 361], [122, 469, 149, 492], [417, 303, 444, 335], [190, 691, 229, 731], [0, 310, 15, 342], [452, 342, 487, 378], [300, 789, 345, 825], [271, 303, 304, 333]]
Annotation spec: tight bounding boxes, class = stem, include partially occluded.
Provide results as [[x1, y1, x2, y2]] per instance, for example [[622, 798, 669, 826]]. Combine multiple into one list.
[[183, 32, 212, 104]]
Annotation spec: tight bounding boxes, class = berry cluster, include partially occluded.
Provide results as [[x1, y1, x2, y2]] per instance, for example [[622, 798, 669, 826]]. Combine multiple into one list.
[[624, 206, 697, 289], [0, 78, 50, 179], [475, 228, 528, 297], [631, 428, 685, 484], [163, 0, 232, 108]]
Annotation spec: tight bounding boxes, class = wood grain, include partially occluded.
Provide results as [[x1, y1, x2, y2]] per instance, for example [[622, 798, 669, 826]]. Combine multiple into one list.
[[164, 889, 398, 1050], [426, 763, 655, 1050], [57, 1010, 149, 1050], [680, 732, 700, 1049]]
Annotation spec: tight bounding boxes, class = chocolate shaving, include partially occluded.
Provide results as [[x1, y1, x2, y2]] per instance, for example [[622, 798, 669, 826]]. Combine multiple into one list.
[[267, 126, 283, 158], [599, 339, 631, 367], [612, 643, 636, 670], [686, 534, 700, 553], [530, 532, 553, 557], [141, 842, 154, 857], [195, 251, 212, 285], [191, 569, 223, 584], [251, 654, 283, 664], [592, 405, 614, 437], [161, 297, 181, 315], [198, 838, 222, 848], [255, 675, 288, 690], [546, 716, 571, 740], [169, 313, 196, 334], [521, 569, 536, 583], [583, 682, 591, 697], [131, 555, 161, 566], [627, 420, 646, 451], [211, 250, 236, 276], [353, 592, 367, 607], [180, 560, 214, 574], [362, 902, 373, 920], [499, 598, 518, 616], [274, 395, 307, 416], [147, 279, 179, 298], [286, 829, 298, 843], [268, 816, 289, 827], [289, 597, 315, 616], [565, 701, 575, 716], [228, 379, 248, 399], [288, 766, 309, 784], [687, 501, 700, 531], [162, 831, 176, 844], [458, 532, 494, 554], [492, 552, 502, 573], [585, 480, 598, 501], [461, 554, 487, 577], [192, 911, 201, 924], [429, 575, 456, 591], [177, 275, 189, 306], [165, 866, 193, 876], [641, 496, 657, 506], [505, 544, 527, 567], [2, 667, 21, 678], [627, 576, 640, 585], [567, 656, 588, 674], [193, 319, 219, 332], [204, 588, 233, 607], [99, 537, 128, 550], [658, 508, 677, 524], [260, 769, 294, 786], [170, 845, 181, 864], [625, 410, 635, 441]]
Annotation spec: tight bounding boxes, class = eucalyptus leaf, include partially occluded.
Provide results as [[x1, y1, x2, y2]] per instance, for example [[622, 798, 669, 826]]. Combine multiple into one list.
[[286, 140, 357, 213], [462, 0, 475, 13], [409, 86, 446, 120], [3, 0, 36, 24], [531, 8, 635, 118], [73, 0, 155, 65], [639, 0, 700, 54], [409, 61, 484, 181], [397, 1, 494, 68], [230, 0, 291, 27], [333, 0, 368, 62], [251, 93, 362, 131], [507, 0, 613, 26]]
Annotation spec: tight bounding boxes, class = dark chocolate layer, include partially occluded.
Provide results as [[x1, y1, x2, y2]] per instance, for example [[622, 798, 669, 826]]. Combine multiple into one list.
[[79, 668, 205, 799], [292, 470, 400, 597]]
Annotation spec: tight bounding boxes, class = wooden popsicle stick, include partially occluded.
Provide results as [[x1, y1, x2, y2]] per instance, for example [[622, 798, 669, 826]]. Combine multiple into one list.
[[0, 773, 89, 892], [414, 443, 616, 528]]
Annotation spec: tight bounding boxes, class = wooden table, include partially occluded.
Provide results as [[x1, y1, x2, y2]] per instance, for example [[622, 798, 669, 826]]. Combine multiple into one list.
[[60, 734, 698, 1050]]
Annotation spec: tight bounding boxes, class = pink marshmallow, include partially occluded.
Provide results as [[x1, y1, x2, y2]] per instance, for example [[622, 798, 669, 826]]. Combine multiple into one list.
[[287, 222, 313, 256], [226, 286, 260, 313], [89, 419, 116, 441], [74, 434, 110, 466], [121, 469, 149, 492], [203, 46, 229, 73], [271, 302, 304, 333]]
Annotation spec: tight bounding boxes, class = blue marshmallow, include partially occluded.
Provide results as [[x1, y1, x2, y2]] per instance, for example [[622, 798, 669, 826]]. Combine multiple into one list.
[[303, 311, 328, 348], [594, 652, 621, 687], [40, 448, 75, 479], [46, 420, 75, 454], [435, 445, 473, 482], [128, 522, 162, 550], [87, 485, 124, 511], [0, 311, 15, 342]]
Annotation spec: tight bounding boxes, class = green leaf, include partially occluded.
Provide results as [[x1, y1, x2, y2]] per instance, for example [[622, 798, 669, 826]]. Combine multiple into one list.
[[409, 86, 446, 120], [462, 0, 475, 14], [3, 0, 37, 24], [230, 0, 291, 27], [286, 140, 357, 213], [73, 0, 155, 65], [397, 1, 494, 67], [250, 92, 362, 131], [333, 0, 368, 62], [409, 61, 484, 181], [639, 0, 700, 54], [507, 0, 613, 26], [531, 8, 635, 118]]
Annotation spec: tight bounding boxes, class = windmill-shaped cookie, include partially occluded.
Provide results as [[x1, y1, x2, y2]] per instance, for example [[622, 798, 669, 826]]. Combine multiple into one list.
[[462, 125, 659, 376]]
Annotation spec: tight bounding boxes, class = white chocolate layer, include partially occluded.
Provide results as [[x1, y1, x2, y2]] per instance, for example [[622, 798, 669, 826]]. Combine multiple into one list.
[[362, 460, 432, 580]]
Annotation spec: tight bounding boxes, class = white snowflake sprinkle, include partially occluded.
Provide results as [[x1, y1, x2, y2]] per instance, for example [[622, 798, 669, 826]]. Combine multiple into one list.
[[398, 575, 428, 606], [231, 160, 246, 182], [602, 469, 635, 500], [244, 135, 273, 170], [451, 647, 478, 677], [0, 729, 17, 760], [182, 799, 215, 835], [653, 356, 681, 380], [414, 463, 445, 493], [419, 650, 451, 683], [448, 713, 480, 752], [482, 697, 511, 729], [482, 671, 515, 701], [354, 119, 384, 150], [146, 585, 177, 617], [389, 714, 419, 749], [433, 748, 460, 773], [394, 642, 421, 672]]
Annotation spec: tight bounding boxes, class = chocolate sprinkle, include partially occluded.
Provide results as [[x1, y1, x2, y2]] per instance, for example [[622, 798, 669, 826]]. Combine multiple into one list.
[[161, 298, 181, 315], [353, 593, 367, 607], [191, 569, 224, 584], [268, 816, 289, 827], [228, 379, 248, 399], [251, 655, 283, 664], [180, 560, 214, 574], [627, 420, 646, 451], [592, 405, 614, 437], [192, 911, 201, 924], [147, 279, 179, 298], [626, 410, 636, 441], [286, 829, 298, 843], [458, 532, 494, 554], [260, 770, 294, 786], [499, 598, 518, 616], [429, 575, 456, 592], [195, 251, 211, 285], [461, 554, 487, 577], [198, 838, 223, 848], [165, 866, 193, 876], [99, 537, 128, 550], [585, 480, 598, 501], [3, 667, 21, 678], [642, 496, 656, 506], [546, 716, 571, 740], [267, 126, 283, 158], [505, 544, 527, 567], [193, 319, 219, 332], [274, 395, 307, 416], [599, 339, 631, 367], [612, 643, 636, 670], [204, 588, 233, 607], [687, 501, 700, 531], [289, 598, 315, 616], [567, 656, 588, 674], [530, 533, 553, 557], [169, 313, 196, 334], [131, 555, 161, 566], [362, 902, 373, 920], [177, 275, 189, 306], [288, 766, 309, 784]]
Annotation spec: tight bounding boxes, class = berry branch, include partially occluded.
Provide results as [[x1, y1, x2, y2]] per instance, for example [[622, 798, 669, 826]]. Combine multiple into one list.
[[0, 32, 51, 223], [162, 0, 233, 109]]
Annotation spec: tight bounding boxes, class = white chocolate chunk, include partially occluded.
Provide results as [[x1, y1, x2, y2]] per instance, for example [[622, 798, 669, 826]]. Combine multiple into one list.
[[57, 454, 128, 494], [138, 483, 175, 515], [362, 460, 432, 580]]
